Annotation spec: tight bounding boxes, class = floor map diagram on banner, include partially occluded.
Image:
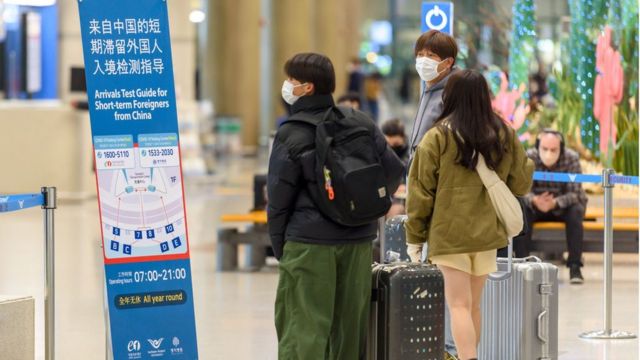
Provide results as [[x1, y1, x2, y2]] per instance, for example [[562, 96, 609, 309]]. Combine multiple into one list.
[[78, 0, 198, 359], [96, 133, 187, 260]]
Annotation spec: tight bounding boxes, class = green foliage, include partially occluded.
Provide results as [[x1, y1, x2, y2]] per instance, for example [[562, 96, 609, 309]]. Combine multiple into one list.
[[537, 107, 557, 130], [508, 0, 536, 99], [513, 0, 637, 174], [612, 108, 639, 176], [554, 68, 584, 149], [567, 0, 609, 154], [611, 5, 640, 176]]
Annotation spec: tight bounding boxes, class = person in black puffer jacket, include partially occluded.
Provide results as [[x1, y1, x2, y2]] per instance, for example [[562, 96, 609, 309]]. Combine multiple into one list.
[[268, 53, 403, 360]]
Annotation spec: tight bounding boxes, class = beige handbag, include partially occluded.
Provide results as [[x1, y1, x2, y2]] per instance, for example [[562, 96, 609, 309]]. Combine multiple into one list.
[[475, 153, 524, 238]]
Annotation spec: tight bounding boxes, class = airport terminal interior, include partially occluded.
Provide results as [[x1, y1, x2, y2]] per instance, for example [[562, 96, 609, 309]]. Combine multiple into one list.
[[0, 0, 638, 359]]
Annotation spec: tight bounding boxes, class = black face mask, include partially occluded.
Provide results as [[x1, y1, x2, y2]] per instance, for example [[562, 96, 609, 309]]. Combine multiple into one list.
[[392, 144, 408, 158]]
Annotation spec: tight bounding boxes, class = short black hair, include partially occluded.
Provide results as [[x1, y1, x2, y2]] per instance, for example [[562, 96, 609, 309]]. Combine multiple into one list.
[[381, 118, 406, 137], [337, 92, 361, 105], [284, 53, 336, 95]]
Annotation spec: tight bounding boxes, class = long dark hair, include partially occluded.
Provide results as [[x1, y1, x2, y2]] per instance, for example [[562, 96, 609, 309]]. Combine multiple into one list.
[[435, 70, 512, 171]]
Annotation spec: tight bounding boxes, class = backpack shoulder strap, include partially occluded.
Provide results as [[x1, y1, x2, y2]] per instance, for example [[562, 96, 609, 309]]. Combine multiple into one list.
[[284, 112, 319, 127], [333, 106, 350, 119], [334, 106, 379, 140], [284, 108, 333, 127]]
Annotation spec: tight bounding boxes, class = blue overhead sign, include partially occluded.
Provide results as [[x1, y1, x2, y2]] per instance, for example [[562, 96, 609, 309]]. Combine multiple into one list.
[[421, 2, 454, 35]]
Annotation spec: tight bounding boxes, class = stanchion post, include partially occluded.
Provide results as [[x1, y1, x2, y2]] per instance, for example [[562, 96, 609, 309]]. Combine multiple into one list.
[[603, 168, 614, 333], [579, 170, 636, 340], [42, 187, 57, 360]]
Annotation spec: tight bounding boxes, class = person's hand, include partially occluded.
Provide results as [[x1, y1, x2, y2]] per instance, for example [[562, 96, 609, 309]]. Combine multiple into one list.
[[394, 184, 407, 196], [532, 194, 546, 211], [407, 243, 424, 263], [533, 192, 556, 213]]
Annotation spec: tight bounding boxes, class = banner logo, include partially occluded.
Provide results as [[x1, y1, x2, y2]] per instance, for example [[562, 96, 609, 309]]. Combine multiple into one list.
[[147, 338, 164, 350], [127, 340, 141, 352]]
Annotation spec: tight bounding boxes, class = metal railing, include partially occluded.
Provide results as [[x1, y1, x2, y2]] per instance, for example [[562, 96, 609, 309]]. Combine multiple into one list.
[[531, 169, 638, 340], [0, 187, 57, 360]]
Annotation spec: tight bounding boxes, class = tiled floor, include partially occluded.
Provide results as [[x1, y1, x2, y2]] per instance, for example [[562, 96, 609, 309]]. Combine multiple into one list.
[[0, 157, 637, 359]]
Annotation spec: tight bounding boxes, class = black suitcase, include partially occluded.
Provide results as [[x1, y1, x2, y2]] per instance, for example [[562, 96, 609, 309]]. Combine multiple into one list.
[[368, 263, 445, 360]]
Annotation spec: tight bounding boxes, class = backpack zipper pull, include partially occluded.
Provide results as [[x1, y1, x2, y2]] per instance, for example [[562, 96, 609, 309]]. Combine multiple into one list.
[[323, 166, 335, 200]]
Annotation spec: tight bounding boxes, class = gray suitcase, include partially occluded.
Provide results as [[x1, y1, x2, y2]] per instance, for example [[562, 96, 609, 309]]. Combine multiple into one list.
[[478, 254, 559, 360]]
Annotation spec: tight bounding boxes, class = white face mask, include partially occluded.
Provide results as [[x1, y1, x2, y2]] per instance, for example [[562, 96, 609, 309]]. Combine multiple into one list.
[[540, 150, 560, 168], [281, 80, 307, 105], [415, 56, 446, 82]]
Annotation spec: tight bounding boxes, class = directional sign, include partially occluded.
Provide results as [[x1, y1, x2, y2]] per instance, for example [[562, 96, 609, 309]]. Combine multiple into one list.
[[421, 2, 454, 35]]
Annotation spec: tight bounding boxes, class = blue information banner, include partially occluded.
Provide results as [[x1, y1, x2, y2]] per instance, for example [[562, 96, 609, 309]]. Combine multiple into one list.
[[421, 2, 454, 34], [77, 1, 198, 358]]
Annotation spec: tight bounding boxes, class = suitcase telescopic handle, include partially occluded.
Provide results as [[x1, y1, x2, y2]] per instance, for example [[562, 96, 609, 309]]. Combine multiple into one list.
[[378, 218, 386, 263], [488, 239, 513, 281]]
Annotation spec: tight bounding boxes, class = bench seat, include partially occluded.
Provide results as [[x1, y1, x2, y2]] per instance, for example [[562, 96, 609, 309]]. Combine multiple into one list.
[[531, 221, 638, 254]]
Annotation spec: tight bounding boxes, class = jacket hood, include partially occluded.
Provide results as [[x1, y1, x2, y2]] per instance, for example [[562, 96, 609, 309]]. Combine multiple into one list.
[[290, 94, 335, 114]]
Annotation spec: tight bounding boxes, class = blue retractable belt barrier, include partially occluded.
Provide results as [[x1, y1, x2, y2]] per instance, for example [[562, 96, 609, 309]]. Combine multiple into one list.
[[533, 171, 639, 186], [532, 171, 603, 184], [610, 175, 639, 186], [0, 193, 45, 213]]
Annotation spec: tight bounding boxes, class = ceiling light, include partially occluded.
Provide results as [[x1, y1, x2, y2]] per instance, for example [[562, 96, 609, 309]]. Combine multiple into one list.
[[189, 9, 205, 24]]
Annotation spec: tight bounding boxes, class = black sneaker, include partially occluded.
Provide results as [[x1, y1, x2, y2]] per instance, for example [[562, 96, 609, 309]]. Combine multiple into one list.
[[570, 265, 584, 284]]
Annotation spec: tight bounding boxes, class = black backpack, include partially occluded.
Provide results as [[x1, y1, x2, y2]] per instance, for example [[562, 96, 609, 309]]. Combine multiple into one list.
[[286, 106, 392, 227]]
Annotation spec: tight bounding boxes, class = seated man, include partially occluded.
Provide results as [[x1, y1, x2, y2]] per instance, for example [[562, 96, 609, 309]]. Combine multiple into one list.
[[505, 129, 588, 284]]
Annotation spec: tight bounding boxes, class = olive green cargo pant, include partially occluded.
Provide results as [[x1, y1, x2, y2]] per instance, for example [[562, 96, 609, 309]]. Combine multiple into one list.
[[275, 240, 372, 360]]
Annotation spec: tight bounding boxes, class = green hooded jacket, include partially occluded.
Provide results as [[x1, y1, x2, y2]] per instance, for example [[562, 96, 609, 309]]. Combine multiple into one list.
[[405, 126, 534, 257]]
